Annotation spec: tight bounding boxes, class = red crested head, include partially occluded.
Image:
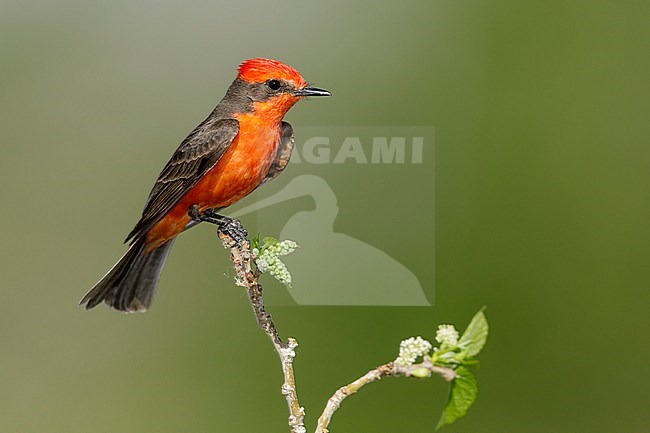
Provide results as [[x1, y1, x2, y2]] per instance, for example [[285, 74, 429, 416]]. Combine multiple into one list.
[[238, 58, 308, 89]]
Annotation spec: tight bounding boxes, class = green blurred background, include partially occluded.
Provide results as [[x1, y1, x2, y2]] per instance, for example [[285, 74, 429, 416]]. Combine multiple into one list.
[[1, 1, 648, 432]]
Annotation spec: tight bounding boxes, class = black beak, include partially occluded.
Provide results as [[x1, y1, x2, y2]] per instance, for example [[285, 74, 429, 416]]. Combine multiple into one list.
[[294, 86, 332, 97]]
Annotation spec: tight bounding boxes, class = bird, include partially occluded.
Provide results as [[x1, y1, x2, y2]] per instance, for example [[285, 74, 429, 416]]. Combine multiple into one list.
[[80, 58, 331, 313]]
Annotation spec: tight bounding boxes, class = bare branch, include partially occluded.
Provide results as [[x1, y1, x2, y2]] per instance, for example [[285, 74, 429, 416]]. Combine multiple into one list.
[[218, 232, 306, 433], [315, 360, 456, 433], [218, 230, 459, 433]]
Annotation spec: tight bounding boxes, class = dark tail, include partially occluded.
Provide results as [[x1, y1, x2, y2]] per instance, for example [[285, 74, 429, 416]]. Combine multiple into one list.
[[80, 238, 175, 313]]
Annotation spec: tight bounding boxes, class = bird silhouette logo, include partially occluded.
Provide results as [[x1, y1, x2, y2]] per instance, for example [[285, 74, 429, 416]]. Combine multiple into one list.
[[232, 175, 430, 306]]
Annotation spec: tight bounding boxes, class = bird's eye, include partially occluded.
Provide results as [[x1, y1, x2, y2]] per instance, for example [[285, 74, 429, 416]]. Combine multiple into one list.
[[266, 80, 282, 91]]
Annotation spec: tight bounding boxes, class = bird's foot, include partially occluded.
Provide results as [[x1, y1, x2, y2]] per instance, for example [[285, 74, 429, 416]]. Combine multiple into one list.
[[188, 206, 248, 246], [217, 218, 248, 246]]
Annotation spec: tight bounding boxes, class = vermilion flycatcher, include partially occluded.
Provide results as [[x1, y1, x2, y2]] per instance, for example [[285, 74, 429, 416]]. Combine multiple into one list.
[[80, 58, 330, 312]]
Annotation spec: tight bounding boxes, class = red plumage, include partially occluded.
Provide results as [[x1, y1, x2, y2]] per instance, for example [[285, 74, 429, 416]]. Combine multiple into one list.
[[81, 58, 329, 312], [238, 58, 307, 87]]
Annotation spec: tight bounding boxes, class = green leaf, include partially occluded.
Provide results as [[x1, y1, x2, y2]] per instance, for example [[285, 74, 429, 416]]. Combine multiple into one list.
[[251, 234, 260, 251], [262, 236, 278, 249], [436, 366, 478, 430], [458, 308, 489, 357]]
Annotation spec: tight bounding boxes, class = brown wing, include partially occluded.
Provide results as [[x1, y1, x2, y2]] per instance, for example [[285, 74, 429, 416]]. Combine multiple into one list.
[[260, 121, 295, 187], [125, 118, 239, 243]]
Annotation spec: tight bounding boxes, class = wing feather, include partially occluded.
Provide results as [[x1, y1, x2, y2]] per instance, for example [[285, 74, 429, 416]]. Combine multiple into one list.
[[260, 121, 295, 186], [125, 118, 239, 243]]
